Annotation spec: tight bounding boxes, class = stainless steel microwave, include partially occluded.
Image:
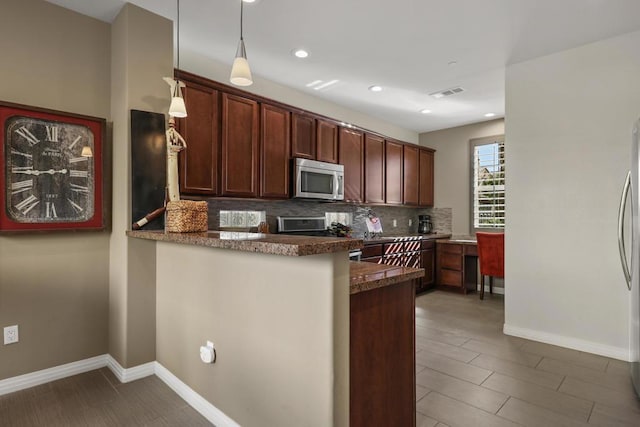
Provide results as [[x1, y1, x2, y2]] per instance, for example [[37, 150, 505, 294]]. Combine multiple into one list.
[[293, 158, 344, 201]]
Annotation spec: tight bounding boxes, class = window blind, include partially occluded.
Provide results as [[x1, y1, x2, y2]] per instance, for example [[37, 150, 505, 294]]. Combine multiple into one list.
[[472, 139, 505, 229]]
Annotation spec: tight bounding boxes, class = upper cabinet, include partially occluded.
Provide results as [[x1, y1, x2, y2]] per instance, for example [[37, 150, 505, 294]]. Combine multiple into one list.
[[260, 104, 291, 199], [385, 140, 403, 205], [316, 120, 338, 164], [419, 148, 435, 207], [291, 113, 316, 160], [221, 93, 259, 197], [177, 80, 220, 195], [175, 70, 435, 206], [339, 128, 364, 203], [402, 145, 419, 206], [364, 134, 385, 204]]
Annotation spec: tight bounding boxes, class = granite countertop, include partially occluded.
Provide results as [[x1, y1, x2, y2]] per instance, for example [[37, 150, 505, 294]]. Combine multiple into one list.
[[362, 233, 451, 245], [127, 230, 363, 256], [350, 262, 424, 294]]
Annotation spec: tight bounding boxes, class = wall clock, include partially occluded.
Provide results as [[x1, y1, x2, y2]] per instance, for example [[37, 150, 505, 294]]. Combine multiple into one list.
[[0, 102, 106, 231]]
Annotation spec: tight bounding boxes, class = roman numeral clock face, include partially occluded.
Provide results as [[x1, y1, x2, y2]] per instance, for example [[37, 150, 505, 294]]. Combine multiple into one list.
[[5, 116, 94, 223]]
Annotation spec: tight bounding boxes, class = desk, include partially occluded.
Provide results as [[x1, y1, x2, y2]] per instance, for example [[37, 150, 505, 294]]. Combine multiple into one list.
[[436, 239, 478, 294]]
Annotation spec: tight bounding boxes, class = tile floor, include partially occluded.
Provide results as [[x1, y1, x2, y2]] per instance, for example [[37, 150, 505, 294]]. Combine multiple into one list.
[[0, 368, 211, 426], [2, 290, 639, 426], [415, 290, 640, 426]]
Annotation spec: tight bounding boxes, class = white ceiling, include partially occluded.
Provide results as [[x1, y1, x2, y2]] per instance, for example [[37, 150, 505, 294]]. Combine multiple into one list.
[[46, 0, 640, 133]]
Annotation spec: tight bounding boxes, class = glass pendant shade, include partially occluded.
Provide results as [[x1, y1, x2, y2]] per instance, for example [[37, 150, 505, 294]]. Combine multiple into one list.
[[169, 91, 187, 118], [230, 39, 253, 86]]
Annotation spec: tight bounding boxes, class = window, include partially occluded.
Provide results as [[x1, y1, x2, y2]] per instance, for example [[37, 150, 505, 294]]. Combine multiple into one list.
[[471, 135, 505, 231]]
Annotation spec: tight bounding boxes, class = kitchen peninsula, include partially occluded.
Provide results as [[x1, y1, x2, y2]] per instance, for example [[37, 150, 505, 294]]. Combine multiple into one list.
[[128, 230, 422, 427]]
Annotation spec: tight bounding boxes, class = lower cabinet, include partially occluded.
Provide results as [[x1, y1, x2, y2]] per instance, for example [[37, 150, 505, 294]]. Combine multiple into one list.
[[351, 279, 415, 426], [418, 240, 435, 292], [362, 238, 437, 293], [436, 241, 478, 293]]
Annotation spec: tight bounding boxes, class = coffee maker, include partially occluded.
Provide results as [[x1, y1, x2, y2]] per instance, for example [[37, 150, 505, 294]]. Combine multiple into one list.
[[418, 215, 433, 234]]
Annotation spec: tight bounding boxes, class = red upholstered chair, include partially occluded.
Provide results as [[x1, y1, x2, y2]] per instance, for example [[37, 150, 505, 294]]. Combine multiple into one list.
[[476, 232, 504, 300]]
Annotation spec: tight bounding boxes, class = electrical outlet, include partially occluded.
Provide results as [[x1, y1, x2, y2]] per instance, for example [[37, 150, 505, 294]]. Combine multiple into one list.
[[408, 219, 413, 227], [392, 219, 397, 227], [4, 325, 19, 345]]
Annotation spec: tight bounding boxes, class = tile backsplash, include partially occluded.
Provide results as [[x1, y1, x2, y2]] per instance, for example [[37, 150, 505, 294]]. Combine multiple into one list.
[[191, 197, 452, 237]]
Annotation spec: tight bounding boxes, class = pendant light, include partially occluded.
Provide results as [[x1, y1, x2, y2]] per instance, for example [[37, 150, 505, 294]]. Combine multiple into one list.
[[168, 0, 187, 117], [230, 0, 253, 86]]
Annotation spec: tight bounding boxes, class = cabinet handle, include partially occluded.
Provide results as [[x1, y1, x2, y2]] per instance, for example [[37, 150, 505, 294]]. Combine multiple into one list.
[[618, 170, 632, 291]]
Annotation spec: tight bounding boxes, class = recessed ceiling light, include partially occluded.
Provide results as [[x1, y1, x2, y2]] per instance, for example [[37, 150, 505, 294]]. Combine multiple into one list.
[[242, 0, 257, 3], [293, 49, 309, 58], [369, 85, 382, 92], [420, 109, 432, 114], [484, 113, 496, 117]]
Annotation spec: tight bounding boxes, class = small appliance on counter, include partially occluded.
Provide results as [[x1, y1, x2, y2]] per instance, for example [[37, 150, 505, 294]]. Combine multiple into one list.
[[418, 215, 433, 234]]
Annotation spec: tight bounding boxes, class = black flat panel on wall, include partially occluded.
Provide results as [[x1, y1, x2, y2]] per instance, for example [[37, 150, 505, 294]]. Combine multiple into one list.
[[131, 110, 166, 230]]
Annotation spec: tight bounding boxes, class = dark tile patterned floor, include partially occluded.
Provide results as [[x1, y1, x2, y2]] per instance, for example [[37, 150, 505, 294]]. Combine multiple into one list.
[[415, 290, 640, 426], [0, 368, 211, 426]]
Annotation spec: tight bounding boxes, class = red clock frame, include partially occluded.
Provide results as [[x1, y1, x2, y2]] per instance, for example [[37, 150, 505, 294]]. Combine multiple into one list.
[[0, 101, 106, 232]]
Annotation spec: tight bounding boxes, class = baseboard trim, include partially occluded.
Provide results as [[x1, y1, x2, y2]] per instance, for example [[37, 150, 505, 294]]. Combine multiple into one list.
[[0, 354, 107, 397], [106, 355, 155, 383], [503, 324, 630, 361], [0, 355, 238, 425], [155, 362, 241, 427]]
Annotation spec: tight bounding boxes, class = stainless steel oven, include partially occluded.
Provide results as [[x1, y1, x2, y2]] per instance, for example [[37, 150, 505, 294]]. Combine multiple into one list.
[[277, 215, 361, 260], [293, 158, 344, 201]]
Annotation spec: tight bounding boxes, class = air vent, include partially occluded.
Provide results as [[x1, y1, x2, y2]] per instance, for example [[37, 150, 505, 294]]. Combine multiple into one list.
[[429, 86, 465, 99]]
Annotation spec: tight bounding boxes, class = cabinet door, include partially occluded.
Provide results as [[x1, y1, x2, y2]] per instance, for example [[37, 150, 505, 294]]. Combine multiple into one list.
[[385, 140, 403, 205], [221, 93, 259, 197], [316, 120, 338, 163], [421, 249, 435, 289], [291, 113, 316, 159], [177, 81, 219, 195], [403, 145, 419, 205], [338, 128, 364, 202], [260, 104, 291, 198], [419, 148, 434, 207], [364, 134, 385, 204]]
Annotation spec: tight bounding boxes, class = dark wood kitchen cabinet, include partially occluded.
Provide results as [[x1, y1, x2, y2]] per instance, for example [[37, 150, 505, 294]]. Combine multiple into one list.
[[291, 112, 315, 159], [176, 80, 220, 195], [351, 279, 415, 426], [420, 240, 435, 291], [385, 140, 404, 205], [419, 148, 435, 207], [339, 127, 364, 203], [221, 93, 259, 197], [403, 145, 419, 205], [316, 119, 338, 163], [173, 70, 437, 206], [436, 241, 478, 293], [260, 104, 291, 198], [364, 134, 385, 204]]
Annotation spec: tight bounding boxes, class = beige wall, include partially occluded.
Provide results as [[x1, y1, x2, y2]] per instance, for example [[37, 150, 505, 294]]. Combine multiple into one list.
[[0, 0, 110, 380], [109, 4, 172, 368], [419, 119, 505, 235], [155, 243, 350, 427], [181, 51, 419, 144], [505, 30, 640, 358]]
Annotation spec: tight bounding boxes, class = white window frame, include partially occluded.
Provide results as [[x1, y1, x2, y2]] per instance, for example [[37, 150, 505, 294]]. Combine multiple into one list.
[[470, 135, 505, 233]]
